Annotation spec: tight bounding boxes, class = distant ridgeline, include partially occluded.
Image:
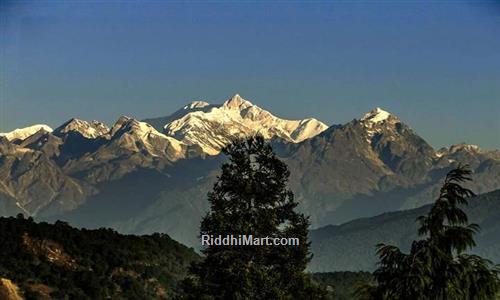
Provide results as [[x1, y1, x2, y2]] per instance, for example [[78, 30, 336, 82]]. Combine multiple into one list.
[[310, 189, 500, 272], [0, 216, 199, 299]]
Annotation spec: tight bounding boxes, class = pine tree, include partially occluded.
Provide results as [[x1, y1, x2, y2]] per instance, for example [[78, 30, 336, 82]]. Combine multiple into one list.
[[358, 166, 500, 299], [181, 136, 325, 299]]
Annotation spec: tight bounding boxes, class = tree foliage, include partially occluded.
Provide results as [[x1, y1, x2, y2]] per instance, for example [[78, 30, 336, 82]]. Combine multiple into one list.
[[358, 166, 500, 299], [313, 271, 374, 300], [182, 136, 325, 299]]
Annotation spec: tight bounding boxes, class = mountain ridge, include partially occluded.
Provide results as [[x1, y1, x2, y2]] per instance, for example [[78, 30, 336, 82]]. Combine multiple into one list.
[[154, 94, 329, 155], [0, 94, 498, 250]]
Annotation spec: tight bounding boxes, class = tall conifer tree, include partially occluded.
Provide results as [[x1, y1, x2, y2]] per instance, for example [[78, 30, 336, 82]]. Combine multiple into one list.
[[182, 136, 325, 299], [358, 166, 500, 299]]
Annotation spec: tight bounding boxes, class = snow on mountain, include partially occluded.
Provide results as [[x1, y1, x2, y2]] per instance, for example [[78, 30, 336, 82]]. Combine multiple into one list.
[[0, 124, 53, 141], [109, 116, 187, 159], [53, 118, 110, 139], [361, 107, 392, 124], [142, 100, 216, 133], [351, 107, 436, 180], [358, 107, 400, 141], [163, 94, 329, 155], [435, 143, 500, 162], [436, 143, 488, 157], [1, 98, 499, 235], [447, 143, 482, 154], [183, 101, 211, 110]]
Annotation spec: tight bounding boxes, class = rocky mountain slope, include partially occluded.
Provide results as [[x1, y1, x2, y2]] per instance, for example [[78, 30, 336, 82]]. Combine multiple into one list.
[[280, 107, 500, 226], [0, 138, 93, 217], [309, 189, 500, 272], [0, 94, 499, 249]]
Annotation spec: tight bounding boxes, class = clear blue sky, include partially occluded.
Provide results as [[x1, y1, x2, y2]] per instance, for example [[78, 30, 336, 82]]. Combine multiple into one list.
[[1, 1, 499, 149]]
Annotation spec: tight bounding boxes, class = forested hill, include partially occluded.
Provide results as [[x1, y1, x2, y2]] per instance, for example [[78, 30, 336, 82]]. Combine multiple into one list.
[[0, 216, 199, 299], [310, 189, 500, 272]]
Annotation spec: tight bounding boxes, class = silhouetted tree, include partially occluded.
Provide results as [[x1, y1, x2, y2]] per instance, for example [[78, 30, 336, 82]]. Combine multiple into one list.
[[182, 136, 326, 299], [357, 166, 500, 299]]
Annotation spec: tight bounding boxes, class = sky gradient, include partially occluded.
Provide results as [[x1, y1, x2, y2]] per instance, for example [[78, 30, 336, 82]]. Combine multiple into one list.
[[1, 1, 499, 149]]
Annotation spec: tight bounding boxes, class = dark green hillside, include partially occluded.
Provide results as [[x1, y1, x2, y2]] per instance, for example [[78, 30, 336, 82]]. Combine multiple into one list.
[[310, 189, 500, 272], [0, 216, 199, 299]]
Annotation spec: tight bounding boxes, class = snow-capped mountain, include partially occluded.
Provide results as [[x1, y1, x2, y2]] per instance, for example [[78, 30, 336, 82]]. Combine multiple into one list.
[[0, 95, 498, 249], [433, 143, 500, 177], [2, 94, 327, 158], [360, 107, 435, 179], [53, 118, 110, 139], [161, 94, 328, 155], [108, 116, 187, 159], [0, 124, 53, 141], [361, 107, 392, 124], [58, 116, 197, 184], [436, 143, 496, 157], [111, 106, 499, 247], [143, 100, 216, 133], [360, 107, 398, 140], [279, 107, 441, 225]]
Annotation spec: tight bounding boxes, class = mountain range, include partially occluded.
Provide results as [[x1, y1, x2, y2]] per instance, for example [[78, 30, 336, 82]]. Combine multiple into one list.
[[1, 94, 499, 250]]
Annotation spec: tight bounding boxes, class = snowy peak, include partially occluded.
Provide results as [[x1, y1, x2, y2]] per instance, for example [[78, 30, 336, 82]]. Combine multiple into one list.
[[110, 116, 132, 136], [354, 107, 435, 171], [439, 143, 482, 155], [109, 116, 186, 159], [361, 107, 393, 124], [223, 94, 253, 110], [434, 143, 500, 163], [162, 94, 328, 155], [0, 124, 53, 141], [358, 107, 401, 141], [449, 143, 481, 153], [183, 101, 211, 110], [111, 116, 167, 141], [54, 118, 110, 139], [111, 116, 180, 140], [291, 118, 329, 142], [111, 117, 161, 139]]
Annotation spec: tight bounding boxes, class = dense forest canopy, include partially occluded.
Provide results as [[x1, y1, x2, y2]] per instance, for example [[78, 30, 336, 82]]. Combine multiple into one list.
[[0, 215, 199, 299]]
